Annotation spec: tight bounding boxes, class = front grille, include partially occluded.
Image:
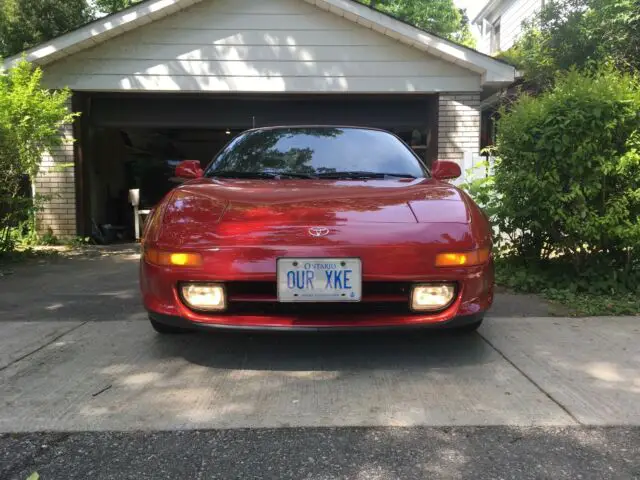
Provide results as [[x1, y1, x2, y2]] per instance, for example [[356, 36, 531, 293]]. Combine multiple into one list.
[[224, 281, 414, 316], [226, 301, 413, 316], [226, 281, 412, 301]]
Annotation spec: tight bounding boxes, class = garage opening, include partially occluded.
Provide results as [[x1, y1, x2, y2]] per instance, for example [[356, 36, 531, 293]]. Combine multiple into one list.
[[75, 93, 439, 239]]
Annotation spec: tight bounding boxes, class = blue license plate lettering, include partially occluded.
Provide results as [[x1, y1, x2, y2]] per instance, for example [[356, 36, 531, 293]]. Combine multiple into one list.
[[344, 270, 352, 289], [324, 270, 354, 289], [287, 270, 316, 290], [278, 258, 361, 302]]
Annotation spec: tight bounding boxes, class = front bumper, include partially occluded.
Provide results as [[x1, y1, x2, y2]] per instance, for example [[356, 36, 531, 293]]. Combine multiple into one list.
[[148, 311, 486, 332], [140, 259, 494, 331]]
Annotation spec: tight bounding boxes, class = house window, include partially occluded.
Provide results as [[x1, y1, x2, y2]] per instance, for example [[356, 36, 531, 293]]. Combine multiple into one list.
[[490, 18, 501, 54]]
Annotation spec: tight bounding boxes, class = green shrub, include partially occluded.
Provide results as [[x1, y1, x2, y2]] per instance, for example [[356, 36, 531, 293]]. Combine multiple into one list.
[[492, 67, 640, 270], [0, 59, 76, 252]]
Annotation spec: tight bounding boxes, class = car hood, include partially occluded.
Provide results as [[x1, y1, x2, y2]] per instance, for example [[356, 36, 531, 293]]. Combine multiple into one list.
[[156, 178, 473, 248]]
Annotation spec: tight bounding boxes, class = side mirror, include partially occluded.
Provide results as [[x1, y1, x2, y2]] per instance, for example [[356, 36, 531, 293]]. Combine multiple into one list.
[[431, 160, 461, 181], [175, 160, 204, 179]]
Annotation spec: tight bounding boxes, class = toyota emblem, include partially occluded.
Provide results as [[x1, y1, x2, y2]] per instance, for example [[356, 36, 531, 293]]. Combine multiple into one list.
[[308, 227, 330, 237]]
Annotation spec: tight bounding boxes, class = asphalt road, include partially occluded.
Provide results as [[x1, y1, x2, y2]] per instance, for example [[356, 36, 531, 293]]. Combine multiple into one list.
[[2, 427, 639, 480], [1, 247, 639, 479]]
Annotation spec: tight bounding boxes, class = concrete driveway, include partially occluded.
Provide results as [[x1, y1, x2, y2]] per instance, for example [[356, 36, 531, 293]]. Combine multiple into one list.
[[1, 247, 639, 478]]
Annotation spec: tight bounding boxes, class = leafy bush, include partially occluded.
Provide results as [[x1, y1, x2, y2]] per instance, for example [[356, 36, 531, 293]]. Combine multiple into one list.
[[0, 59, 76, 252], [460, 159, 499, 219], [492, 67, 640, 270], [496, 256, 640, 316]]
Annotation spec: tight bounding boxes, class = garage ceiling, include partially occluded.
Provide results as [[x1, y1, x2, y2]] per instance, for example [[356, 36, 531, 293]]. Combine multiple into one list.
[[89, 93, 435, 129]]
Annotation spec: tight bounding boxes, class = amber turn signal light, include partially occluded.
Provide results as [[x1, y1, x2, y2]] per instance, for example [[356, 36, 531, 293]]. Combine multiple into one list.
[[435, 248, 490, 267], [144, 248, 203, 267]]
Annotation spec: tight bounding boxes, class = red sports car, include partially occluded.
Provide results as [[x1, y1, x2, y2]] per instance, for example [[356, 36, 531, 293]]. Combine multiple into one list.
[[140, 126, 493, 334]]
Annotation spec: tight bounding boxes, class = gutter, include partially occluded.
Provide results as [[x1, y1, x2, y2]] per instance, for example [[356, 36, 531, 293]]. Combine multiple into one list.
[[472, 0, 504, 24]]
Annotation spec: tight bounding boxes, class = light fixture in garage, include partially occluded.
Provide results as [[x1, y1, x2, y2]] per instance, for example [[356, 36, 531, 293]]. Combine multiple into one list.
[[225, 129, 231, 135]]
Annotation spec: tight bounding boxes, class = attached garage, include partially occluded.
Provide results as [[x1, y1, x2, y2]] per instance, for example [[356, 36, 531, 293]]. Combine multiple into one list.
[[3, 0, 515, 239]]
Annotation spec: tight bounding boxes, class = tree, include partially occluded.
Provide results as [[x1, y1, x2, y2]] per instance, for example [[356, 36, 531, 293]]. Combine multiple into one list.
[[0, 60, 77, 252], [358, 0, 476, 47], [0, 0, 91, 58], [93, 0, 143, 15], [501, 0, 640, 87]]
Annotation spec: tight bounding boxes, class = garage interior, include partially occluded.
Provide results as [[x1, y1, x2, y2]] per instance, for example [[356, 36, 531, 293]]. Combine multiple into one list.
[[73, 93, 439, 240]]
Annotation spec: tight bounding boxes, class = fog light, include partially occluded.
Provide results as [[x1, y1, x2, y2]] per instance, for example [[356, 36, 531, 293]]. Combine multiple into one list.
[[411, 284, 456, 311], [181, 283, 226, 311]]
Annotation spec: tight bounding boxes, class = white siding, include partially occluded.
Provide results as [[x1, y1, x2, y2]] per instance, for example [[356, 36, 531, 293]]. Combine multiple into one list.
[[499, 0, 541, 51], [475, 0, 542, 54], [42, 0, 480, 93]]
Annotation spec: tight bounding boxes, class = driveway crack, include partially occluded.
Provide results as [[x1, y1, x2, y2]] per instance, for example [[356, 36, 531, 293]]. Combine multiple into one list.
[[0, 321, 89, 373], [479, 331, 583, 425]]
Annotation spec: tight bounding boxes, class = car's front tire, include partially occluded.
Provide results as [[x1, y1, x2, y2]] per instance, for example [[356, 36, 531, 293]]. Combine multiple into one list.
[[149, 316, 191, 334]]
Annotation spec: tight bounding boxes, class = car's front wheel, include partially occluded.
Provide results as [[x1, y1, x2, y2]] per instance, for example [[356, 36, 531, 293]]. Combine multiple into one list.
[[149, 316, 191, 334]]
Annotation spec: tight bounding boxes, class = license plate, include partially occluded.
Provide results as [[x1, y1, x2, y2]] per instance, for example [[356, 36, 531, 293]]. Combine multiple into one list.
[[277, 258, 362, 302]]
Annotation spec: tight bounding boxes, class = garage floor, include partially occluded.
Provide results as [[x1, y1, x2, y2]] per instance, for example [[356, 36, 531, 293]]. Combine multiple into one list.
[[1, 248, 639, 479]]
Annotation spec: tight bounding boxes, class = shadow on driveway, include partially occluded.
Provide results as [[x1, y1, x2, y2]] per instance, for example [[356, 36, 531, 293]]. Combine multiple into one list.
[[148, 328, 494, 371]]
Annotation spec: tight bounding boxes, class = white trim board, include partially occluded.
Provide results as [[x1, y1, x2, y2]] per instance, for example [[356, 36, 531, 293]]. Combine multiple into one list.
[[3, 0, 515, 87]]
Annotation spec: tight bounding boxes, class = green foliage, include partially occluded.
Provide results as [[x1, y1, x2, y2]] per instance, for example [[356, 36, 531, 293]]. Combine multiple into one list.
[[93, 0, 143, 15], [25, 473, 39, 480], [500, 0, 640, 88], [496, 257, 640, 316], [0, 60, 77, 252], [460, 159, 498, 216], [358, 0, 476, 47], [9, 213, 44, 247], [491, 66, 640, 268], [0, 0, 91, 58], [66, 235, 93, 247]]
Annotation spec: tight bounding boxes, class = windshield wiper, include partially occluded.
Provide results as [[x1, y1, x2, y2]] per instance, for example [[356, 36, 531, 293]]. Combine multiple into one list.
[[208, 171, 316, 179], [316, 171, 417, 180], [277, 172, 318, 179]]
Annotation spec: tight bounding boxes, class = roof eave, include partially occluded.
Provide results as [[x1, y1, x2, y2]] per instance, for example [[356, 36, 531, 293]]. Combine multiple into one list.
[[306, 0, 515, 86], [472, 0, 503, 24], [2, 0, 203, 70], [3, 0, 516, 87]]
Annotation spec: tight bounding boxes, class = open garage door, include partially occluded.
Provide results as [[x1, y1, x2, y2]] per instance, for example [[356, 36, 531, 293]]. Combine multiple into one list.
[[88, 93, 437, 130], [75, 93, 438, 238]]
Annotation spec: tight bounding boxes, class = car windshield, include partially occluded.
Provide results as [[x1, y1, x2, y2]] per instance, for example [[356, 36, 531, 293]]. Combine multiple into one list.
[[205, 127, 427, 179]]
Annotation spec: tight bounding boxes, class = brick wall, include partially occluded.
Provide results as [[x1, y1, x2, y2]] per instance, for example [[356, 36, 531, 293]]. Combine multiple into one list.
[[437, 94, 481, 165], [34, 101, 77, 239]]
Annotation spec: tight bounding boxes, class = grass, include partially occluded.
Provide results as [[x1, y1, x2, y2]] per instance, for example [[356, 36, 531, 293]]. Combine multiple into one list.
[[542, 290, 640, 316], [495, 257, 640, 317]]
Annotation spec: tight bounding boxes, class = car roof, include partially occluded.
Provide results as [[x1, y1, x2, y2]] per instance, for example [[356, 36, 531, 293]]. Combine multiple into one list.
[[239, 125, 392, 134]]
